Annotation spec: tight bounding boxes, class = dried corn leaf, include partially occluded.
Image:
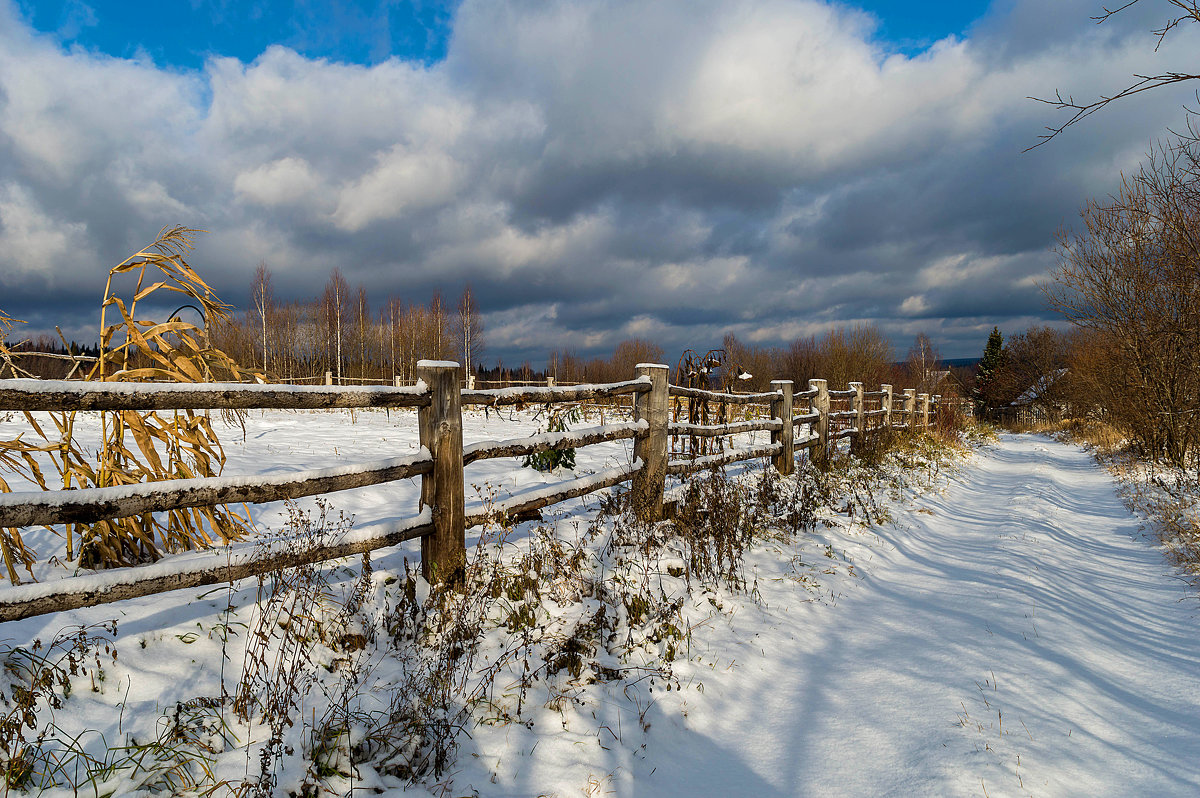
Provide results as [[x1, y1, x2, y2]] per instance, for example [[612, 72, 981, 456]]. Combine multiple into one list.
[[1, 226, 261, 577]]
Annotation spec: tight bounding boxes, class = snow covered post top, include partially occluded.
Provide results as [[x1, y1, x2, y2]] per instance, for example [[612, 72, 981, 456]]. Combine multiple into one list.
[[808, 379, 830, 465], [770, 380, 794, 476], [633, 364, 669, 523], [417, 360, 465, 588]]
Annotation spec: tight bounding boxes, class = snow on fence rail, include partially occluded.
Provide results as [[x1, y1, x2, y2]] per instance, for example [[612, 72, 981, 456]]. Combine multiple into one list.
[[0, 362, 942, 622], [0, 379, 430, 411]]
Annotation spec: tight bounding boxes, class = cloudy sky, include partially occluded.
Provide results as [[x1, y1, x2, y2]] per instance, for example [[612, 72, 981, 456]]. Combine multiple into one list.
[[1, 0, 1197, 365]]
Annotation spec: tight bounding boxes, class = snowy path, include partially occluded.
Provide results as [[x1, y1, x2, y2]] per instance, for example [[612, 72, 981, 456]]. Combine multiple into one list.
[[607, 434, 1200, 797]]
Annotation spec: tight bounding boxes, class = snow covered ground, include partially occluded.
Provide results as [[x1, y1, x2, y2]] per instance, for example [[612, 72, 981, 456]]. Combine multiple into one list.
[[0, 410, 1196, 796], [615, 433, 1200, 797], [434, 432, 1200, 797]]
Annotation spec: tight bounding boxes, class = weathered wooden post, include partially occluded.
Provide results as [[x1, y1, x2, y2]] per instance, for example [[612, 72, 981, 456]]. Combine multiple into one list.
[[417, 360, 466, 587], [881, 384, 893, 430], [903, 389, 916, 431], [632, 363, 669, 523], [919, 393, 931, 429], [325, 370, 333, 386], [770, 380, 794, 475], [466, 374, 476, 390], [809, 378, 830, 464], [394, 375, 402, 388], [547, 376, 556, 388], [849, 381, 864, 454], [931, 395, 941, 429]]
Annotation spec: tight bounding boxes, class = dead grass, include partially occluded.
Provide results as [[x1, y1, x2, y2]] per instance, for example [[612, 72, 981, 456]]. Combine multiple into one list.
[[1055, 418, 1126, 455]]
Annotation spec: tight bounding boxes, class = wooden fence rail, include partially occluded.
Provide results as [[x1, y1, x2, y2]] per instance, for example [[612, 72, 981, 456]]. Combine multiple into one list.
[[0, 380, 430, 412], [0, 362, 944, 622]]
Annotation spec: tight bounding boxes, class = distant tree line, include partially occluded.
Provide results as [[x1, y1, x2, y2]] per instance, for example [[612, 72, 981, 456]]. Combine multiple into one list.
[[537, 327, 943, 393], [5, 261, 954, 400], [578, 327, 947, 395], [0, 335, 101, 379], [208, 264, 486, 384], [210, 263, 951, 391]]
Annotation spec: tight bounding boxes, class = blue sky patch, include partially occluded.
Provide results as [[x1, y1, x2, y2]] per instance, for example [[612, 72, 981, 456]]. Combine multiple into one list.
[[22, 0, 992, 68], [18, 0, 458, 68]]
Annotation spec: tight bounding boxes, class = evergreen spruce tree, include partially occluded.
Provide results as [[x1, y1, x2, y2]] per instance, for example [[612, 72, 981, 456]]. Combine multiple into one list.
[[974, 327, 1005, 417]]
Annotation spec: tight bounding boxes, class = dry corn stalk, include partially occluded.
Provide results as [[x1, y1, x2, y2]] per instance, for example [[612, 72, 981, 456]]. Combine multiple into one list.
[[0, 226, 262, 582]]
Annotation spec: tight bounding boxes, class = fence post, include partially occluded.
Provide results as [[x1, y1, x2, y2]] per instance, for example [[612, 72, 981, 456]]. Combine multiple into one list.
[[547, 376, 556, 388], [931, 394, 941, 429], [417, 360, 466, 588], [919, 394, 930, 429], [881, 384, 893, 430], [325, 371, 333, 386], [903, 389, 916, 431], [809, 378, 829, 464], [849, 381, 864, 454], [632, 363, 669, 523], [770, 380, 794, 475]]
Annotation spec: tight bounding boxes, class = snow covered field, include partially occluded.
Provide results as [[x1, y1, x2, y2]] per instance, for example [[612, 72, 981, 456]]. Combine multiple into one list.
[[0, 410, 1196, 796]]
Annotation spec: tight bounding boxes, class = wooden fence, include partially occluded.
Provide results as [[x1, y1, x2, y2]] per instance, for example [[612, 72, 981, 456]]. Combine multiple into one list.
[[0, 362, 941, 622]]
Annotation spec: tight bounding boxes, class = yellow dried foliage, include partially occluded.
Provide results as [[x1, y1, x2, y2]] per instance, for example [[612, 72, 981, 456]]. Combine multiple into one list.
[[0, 226, 263, 583]]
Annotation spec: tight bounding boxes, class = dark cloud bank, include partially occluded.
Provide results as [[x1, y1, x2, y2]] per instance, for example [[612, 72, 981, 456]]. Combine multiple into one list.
[[1, 0, 1197, 364]]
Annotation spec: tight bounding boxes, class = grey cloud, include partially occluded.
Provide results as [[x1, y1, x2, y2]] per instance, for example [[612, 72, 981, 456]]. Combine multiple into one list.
[[2, 0, 1199, 366]]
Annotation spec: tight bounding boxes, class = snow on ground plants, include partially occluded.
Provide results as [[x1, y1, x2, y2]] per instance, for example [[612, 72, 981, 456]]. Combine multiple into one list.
[[0, 407, 1197, 797]]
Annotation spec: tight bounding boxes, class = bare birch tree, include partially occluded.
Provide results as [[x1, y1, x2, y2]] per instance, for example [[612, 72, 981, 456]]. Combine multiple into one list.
[[905, 332, 941, 395], [321, 268, 350, 381], [247, 262, 274, 373], [352, 285, 369, 380], [429, 290, 448, 360], [455, 284, 485, 374]]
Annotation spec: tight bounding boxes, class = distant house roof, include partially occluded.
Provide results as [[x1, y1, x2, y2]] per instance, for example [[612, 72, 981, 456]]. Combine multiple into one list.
[[1012, 368, 1068, 406]]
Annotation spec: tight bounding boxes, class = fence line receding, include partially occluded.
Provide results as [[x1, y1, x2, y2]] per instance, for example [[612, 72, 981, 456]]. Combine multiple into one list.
[[0, 361, 943, 621]]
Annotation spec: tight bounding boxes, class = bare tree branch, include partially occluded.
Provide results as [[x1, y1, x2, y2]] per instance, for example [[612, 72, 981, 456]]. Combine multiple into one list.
[[1028, 0, 1200, 148]]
